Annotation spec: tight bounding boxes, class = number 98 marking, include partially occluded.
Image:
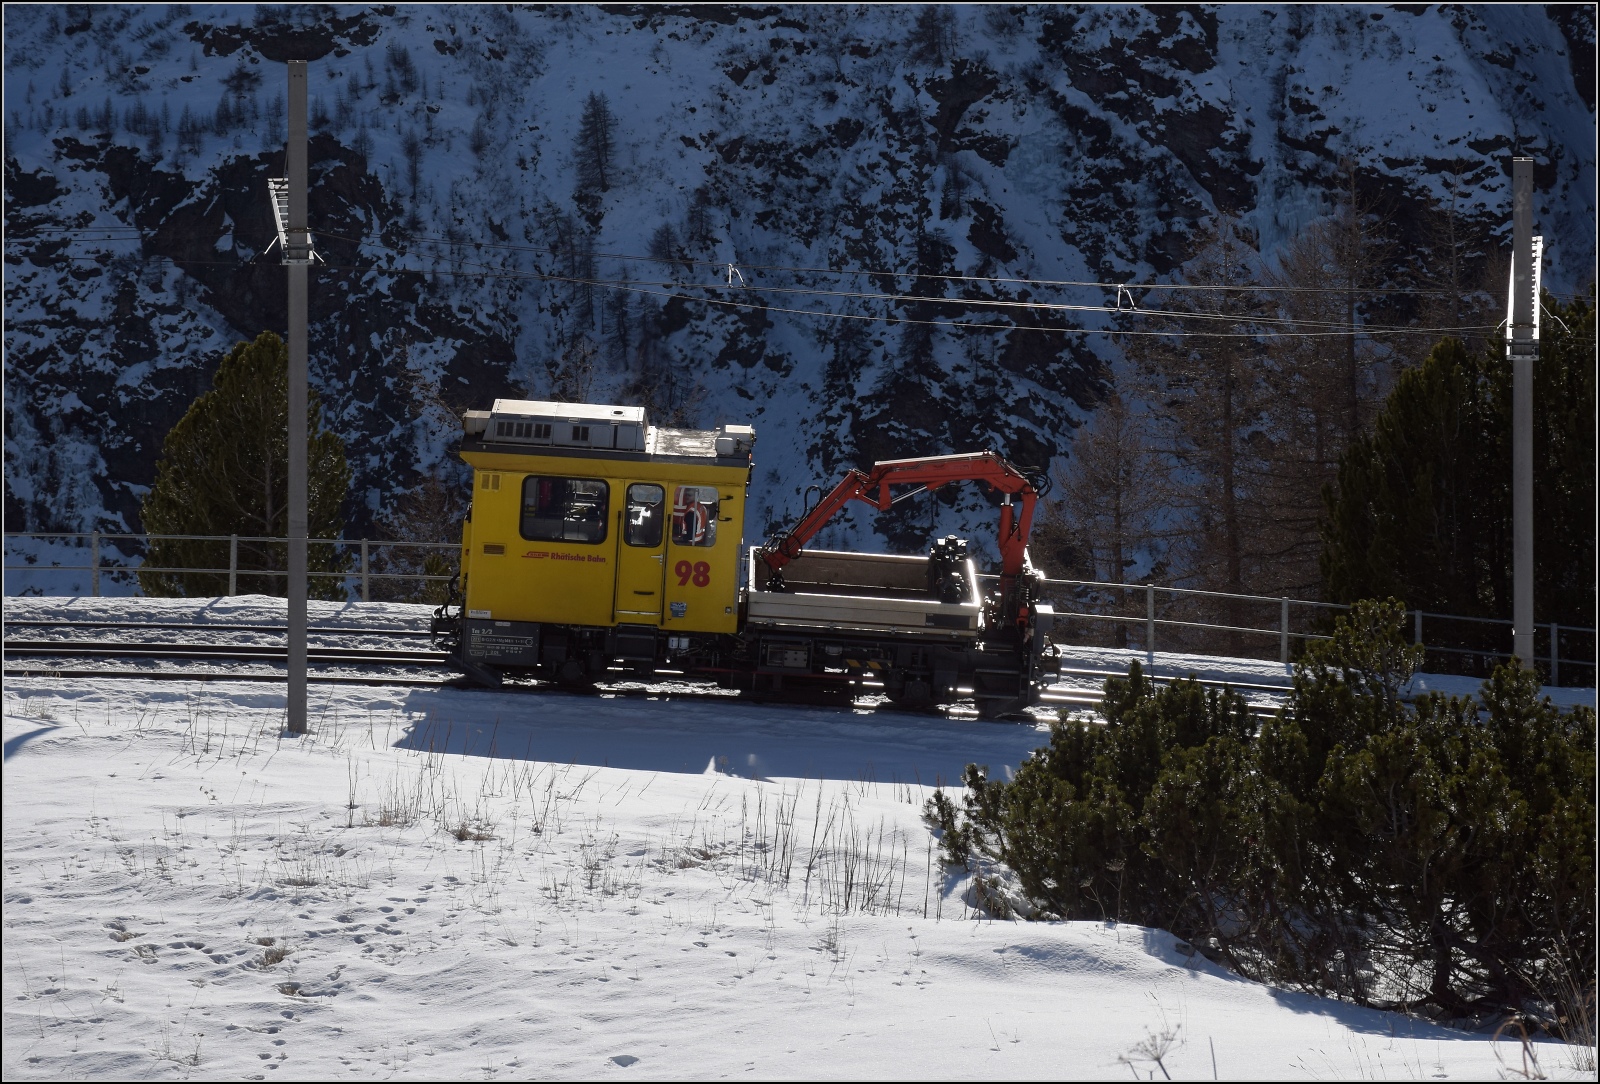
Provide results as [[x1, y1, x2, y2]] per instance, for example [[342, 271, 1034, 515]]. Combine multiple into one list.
[[675, 560, 712, 587]]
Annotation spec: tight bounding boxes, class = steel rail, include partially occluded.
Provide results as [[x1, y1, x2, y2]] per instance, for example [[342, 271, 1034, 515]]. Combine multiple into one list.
[[3, 641, 447, 665], [2, 666, 455, 687], [1055, 664, 1293, 695], [2, 619, 434, 636]]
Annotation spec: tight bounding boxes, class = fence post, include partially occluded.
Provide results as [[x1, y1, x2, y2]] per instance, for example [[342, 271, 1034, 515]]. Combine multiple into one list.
[[1413, 609, 1422, 646], [1145, 583, 1156, 656], [90, 531, 100, 597], [360, 539, 369, 603], [1550, 622, 1558, 686], [1280, 597, 1290, 665], [228, 534, 238, 596]]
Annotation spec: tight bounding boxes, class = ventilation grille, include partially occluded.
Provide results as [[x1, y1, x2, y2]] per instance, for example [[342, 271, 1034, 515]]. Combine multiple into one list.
[[495, 420, 554, 440]]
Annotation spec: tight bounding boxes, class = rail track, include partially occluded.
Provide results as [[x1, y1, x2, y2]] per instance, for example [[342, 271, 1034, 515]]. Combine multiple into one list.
[[1, 619, 435, 636], [2, 625, 1292, 719], [4, 640, 447, 666]]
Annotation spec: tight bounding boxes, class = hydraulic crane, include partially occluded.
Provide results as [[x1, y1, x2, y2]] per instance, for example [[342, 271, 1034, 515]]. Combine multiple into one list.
[[756, 451, 1049, 633]]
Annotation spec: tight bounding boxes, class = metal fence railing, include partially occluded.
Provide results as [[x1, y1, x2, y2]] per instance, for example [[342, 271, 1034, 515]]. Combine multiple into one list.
[[5, 533, 1594, 688], [4, 531, 459, 603], [976, 575, 1595, 689]]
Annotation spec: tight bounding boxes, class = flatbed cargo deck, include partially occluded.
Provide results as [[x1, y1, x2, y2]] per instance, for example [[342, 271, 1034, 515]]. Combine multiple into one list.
[[742, 549, 981, 637]]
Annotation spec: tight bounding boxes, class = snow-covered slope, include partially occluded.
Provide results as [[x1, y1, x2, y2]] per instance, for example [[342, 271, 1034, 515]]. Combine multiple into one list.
[[5, 596, 1589, 1079], [5, 5, 1593, 555]]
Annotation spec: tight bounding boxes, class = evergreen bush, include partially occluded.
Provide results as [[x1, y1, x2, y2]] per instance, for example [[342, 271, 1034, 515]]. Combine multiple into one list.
[[931, 599, 1595, 1029]]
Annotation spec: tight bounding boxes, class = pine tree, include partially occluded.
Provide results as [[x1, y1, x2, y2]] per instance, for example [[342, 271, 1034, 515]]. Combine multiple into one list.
[[909, 6, 957, 66], [684, 187, 715, 253], [369, 467, 468, 604], [402, 128, 423, 196], [1321, 291, 1595, 643], [139, 331, 350, 599], [647, 222, 686, 274], [1048, 392, 1170, 584], [1415, 164, 1500, 358], [1040, 392, 1172, 644], [574, 91, 616, 195], [1319, 337, 1497, 616], [1259, 163, 1397, 588], [1530, 290, 1597, 630], [1126, 216, 1276, 636]]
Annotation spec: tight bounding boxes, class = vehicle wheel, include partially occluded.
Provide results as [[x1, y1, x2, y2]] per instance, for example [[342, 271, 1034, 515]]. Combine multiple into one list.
[[975, 696, 1026, 721], [898, 679, 933, 708], [449, 655, 503, 688]]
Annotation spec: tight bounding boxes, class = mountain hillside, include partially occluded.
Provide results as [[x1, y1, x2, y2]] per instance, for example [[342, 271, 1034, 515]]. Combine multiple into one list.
[[4, 4, 1593, 562]]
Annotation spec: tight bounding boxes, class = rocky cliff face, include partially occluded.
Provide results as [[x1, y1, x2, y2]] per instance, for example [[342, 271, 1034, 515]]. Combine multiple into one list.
[[4, 4, 1592, 561]]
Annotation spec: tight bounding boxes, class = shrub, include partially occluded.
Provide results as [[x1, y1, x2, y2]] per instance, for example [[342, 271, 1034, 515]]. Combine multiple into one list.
[[932, 598, 1596, 1027]]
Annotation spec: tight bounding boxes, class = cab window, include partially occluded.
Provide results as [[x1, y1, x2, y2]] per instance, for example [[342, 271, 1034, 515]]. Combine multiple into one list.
[[672, 486, 719, 548], [521, 476, 609, 543], [625, 484, 665, 547]]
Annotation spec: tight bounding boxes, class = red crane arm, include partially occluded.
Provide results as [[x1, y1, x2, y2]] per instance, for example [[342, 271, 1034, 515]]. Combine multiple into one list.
[[758, 451, 1041, 581]]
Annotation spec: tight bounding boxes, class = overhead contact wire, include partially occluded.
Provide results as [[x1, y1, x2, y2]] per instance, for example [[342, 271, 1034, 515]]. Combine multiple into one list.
[[22, 224, 1519, 300], [14, 231, 1526, 338], [307, 256, 1500, 338], [382, 229, 1498, 298]]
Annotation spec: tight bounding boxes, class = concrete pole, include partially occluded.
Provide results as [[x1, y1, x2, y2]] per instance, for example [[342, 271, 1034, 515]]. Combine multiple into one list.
[[1509, 158, 1535, 669], [286, 61, 309, 733]]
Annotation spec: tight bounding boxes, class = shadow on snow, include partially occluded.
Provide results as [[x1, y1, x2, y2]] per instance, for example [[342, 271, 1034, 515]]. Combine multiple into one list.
[[386, 684, 1047, 785]]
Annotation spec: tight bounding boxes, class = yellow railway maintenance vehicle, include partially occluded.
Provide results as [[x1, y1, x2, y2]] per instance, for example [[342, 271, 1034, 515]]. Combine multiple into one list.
[[443, 398, 754, 680], [435, 398, 1060, 717]]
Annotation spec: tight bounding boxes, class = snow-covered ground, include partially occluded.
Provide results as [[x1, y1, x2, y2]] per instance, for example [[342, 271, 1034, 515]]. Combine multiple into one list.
[[4, 597, 1591, 1079]]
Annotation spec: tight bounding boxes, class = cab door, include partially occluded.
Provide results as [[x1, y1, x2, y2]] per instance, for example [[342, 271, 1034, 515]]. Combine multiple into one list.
[[613, 482, 667, 623], [662, 483, 736, 633]]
